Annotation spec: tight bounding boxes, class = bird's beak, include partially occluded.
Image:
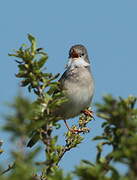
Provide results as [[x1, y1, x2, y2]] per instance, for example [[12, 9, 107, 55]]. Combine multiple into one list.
[[70, 49, 79, 58]]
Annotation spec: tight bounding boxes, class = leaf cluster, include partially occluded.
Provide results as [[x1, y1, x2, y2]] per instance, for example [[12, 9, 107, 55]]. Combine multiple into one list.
[[1, 35, 137, 180], [1, 35, 93, 180], [74, 95, 137, 180]]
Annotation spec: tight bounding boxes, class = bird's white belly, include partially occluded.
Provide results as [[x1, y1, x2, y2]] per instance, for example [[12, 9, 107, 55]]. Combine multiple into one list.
[[68, 87, 91, 109], [64, 85, 92, 118], [56, 67, 94, 119]]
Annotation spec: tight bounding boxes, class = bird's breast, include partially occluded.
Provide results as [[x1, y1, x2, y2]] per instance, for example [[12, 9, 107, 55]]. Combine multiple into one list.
[[64, 67, 94, 113], [54, 67, 94, 119]]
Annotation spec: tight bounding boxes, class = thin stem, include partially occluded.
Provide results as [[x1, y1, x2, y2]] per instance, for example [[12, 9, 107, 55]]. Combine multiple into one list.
[[0, 162, 15, 175], [56, 146, 71, 166]]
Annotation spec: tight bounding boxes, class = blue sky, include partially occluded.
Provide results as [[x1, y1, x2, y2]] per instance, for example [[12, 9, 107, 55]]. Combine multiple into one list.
[[0, 0, 137, 173]]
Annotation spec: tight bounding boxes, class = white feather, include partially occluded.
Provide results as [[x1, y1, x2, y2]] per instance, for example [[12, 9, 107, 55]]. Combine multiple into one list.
[[66, 57, 90, 69]]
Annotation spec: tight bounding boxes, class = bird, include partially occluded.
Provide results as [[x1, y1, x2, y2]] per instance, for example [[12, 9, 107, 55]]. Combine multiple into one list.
[[53, 44, 94, 129], [27, 44, 94, 147]]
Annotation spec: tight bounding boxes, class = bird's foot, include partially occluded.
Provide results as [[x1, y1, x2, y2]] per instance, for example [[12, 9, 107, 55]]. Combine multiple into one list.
[[81, 109, 94, 118], [63, 120, 90, 134]]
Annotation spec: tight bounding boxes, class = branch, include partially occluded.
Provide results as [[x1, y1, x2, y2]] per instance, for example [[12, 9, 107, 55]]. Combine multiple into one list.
[[0, 162, 15, 175]]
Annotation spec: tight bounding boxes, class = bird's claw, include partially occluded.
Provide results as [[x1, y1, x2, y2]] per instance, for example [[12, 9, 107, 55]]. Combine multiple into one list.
[[81, 109, 94, 117]]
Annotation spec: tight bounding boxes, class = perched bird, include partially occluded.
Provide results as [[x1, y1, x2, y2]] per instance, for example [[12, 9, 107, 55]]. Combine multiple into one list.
[[27, 44, 94, 147], [53, 44, 94, 129]]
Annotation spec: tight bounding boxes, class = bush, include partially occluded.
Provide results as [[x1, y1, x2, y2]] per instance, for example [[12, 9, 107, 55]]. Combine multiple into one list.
[[0, 35, 137, 180]]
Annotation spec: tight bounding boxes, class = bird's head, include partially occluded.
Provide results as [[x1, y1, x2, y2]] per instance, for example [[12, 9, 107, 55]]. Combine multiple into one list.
[[66, 44, 90, 69]]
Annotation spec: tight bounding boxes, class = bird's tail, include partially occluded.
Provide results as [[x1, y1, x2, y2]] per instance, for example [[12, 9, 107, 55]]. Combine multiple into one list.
[[27, 132, 40, 148]]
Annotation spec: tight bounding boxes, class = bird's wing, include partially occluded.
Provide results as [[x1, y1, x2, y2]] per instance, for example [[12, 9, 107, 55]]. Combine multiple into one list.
[[58, 70, 67, 88], [53, 70, 68, 95]]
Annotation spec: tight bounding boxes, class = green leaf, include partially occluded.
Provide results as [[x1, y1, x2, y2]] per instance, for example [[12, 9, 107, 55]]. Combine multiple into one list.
[[38, 56, 48, 68], [28, 34, 36, 54], [81, 160, 95, 166], [93, 136, 104, 141], [21, 79, 30, 86]]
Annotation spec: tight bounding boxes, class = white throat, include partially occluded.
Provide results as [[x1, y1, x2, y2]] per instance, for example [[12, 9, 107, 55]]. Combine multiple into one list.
[[66, 57, 90, 69]]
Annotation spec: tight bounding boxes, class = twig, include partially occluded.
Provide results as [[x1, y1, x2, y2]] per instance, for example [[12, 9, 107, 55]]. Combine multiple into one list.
[[0, 162, 15, 175], [56, 146, 71, 166]]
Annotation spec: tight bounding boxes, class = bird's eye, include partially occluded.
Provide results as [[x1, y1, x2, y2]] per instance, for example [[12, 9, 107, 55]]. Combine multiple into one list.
[[80, 53, 84, 57]]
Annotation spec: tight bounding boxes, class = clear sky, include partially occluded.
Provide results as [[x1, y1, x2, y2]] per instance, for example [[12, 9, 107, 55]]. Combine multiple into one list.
[[0, 0, 137, 173]]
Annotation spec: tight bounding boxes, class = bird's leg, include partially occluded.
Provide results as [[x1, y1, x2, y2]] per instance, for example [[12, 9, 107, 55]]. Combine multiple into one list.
[[64, 120, 85, 133]]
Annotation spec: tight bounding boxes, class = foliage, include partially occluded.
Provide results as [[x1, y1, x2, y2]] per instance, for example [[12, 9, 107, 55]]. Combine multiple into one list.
[[0, 35, 93, 180], [0, 35, 137, 179], [75, 95, 137, 180]]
